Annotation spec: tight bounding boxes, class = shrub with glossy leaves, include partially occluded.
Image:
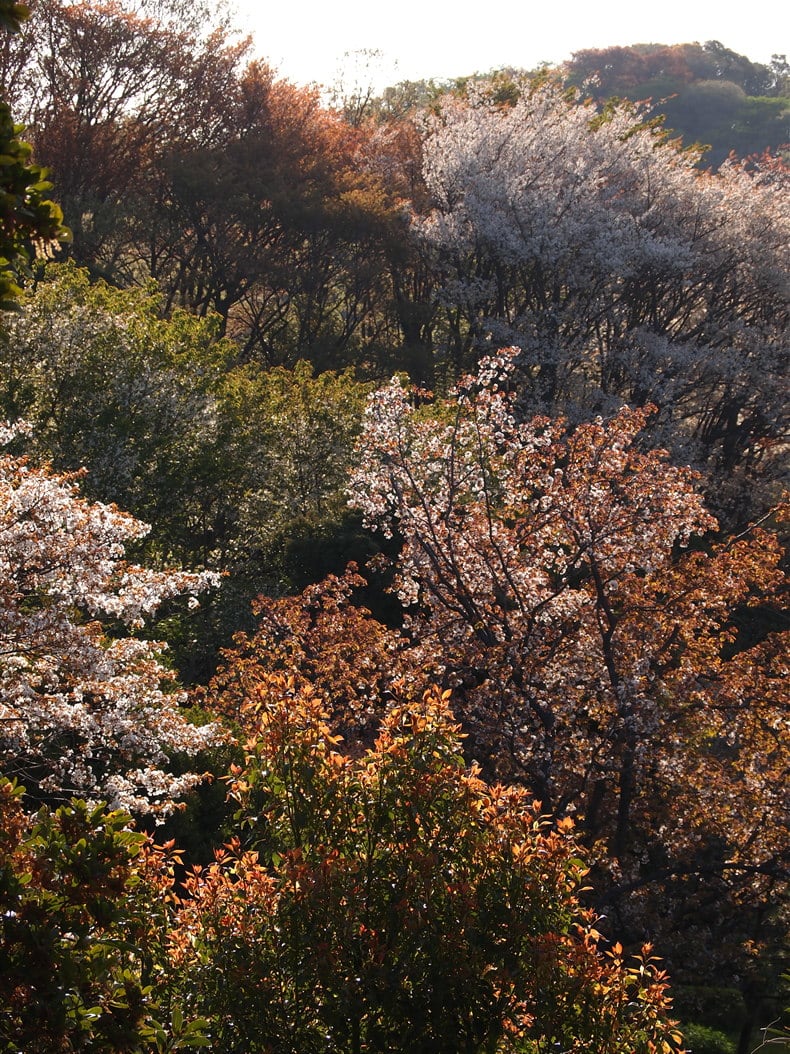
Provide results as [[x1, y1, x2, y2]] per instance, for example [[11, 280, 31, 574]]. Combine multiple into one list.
[[172, 679, 684, 1054], [0, 776, 208, 1052]]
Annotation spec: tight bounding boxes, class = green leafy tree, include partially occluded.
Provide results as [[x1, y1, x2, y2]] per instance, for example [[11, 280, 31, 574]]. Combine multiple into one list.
[[0, 263, 236, 563], [0, 262, 250, 679], [660, 80, 790, 168], [0, 0, 67, 308], [0, 264, 374, 677], [564, 43, 790, 167], [220, 359, 370, 582], [0, 777, 208, 1052]]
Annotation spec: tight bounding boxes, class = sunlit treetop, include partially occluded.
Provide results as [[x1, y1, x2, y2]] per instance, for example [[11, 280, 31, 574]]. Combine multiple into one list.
[[0, 425, 224, 813]]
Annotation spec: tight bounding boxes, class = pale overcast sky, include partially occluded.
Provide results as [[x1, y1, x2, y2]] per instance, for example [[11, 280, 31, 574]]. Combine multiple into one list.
[[232, 0, 788, 93]]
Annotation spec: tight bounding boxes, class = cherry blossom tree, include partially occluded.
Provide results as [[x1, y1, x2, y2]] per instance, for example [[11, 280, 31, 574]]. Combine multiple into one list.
[[0, 425, 222, 813], [348, 349, 789, 996], [415, 81, 789, 521]]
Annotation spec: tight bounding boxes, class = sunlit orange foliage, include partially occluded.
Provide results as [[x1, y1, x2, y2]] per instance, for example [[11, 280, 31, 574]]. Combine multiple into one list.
[[171, 682, 685, 1053], [202, 568, 407, 746]]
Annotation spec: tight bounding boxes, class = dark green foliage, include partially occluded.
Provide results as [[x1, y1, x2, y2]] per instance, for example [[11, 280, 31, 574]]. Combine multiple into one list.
[[0, 0, 29, 34], [661, 82, 790, 168], [0, 0, 68, 309], [0, 777, 206, 1052], [674, 987, 747, 1039], [0, 107, 67, 309], [681, 1023, 736, 1054], [152, 737, 243, 873]]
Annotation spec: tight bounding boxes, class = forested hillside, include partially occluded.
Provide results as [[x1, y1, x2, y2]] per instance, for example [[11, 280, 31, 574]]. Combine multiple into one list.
[[0, 2, 788, 1052], [565, 41, 790, 168]]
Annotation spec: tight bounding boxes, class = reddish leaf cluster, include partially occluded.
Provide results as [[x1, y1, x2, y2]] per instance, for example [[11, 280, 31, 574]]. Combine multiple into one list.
[[203, 568, 408, 747], [172, 682, 685, 1053]]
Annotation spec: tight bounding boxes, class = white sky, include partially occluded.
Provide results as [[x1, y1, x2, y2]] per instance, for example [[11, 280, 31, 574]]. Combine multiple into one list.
[[232, 0, 789, 94]]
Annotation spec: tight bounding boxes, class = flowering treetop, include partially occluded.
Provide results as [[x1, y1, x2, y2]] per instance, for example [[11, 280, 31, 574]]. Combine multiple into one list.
[[349, 352, 788, 976], [0, 425, 223, 813]]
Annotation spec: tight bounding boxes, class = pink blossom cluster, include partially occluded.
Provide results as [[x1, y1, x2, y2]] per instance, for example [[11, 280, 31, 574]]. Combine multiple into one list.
[[349, 350, 719, 804]]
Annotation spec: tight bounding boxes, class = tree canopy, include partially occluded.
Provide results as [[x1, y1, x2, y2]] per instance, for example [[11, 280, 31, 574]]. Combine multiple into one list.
[[0, 4, 787, 1050], [0, 424, 222, 812]]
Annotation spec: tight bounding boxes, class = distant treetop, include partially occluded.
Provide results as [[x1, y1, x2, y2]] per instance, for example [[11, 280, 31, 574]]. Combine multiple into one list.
[[563, 42, 790, 167]]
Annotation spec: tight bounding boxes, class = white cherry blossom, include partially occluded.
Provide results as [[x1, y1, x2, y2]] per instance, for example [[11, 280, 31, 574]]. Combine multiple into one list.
[[0, 432, 223, 813]]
